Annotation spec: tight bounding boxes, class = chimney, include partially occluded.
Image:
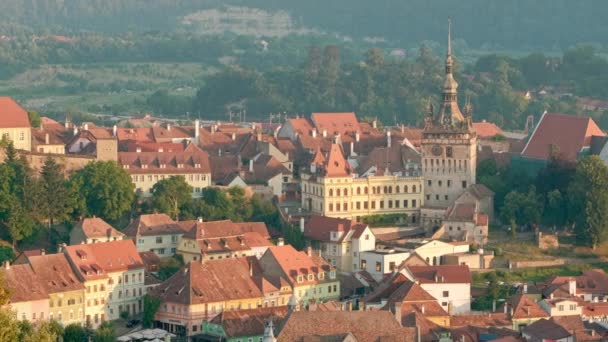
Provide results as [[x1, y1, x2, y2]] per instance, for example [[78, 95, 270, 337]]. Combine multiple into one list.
[[421, 304, 425, 314], [350, 141, 355, 157], [194, 120, 200, 139], [401, 124, 405, 134], [249, 159, 254, 173], [334, 134, 340, 144], [306, 246, 312, 257], [569, 279, 577, 296], [112, 125, 117, 137], [3, 261, 9, 270], [300, 217, 305, 233], [73, 127, 78, 136], [167, 123, 171, 132], [84, 123, 89, 131], [211, 124, 216, 134], [45, 133, 50, 145], [355, 131, 360, 142], [372, 119, 377, 129], [197, 217, 203, 223], [277, 238, 285, 246], [503, 303, 508, 315], [40, 249, 45, 256], [136, 147, 141, 153], [218, 149, 222, 157], [312, 128, 317, 138], [232, 132, 236, 141], [523, 283, 528, 294], [348, 301, 353, 311], [492, 300, 496, 312], [310, 163, 317, 174], [393, 302, 402, 326], [322, 130, 327, 138], [387, 131, 392, 148], [249, 260, 253, 277]]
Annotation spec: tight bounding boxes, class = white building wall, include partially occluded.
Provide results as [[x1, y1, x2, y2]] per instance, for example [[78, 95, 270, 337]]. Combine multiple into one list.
[[420, 283, 470, 314], [135, 234, 182, 256], [359, 251, 412, 281]]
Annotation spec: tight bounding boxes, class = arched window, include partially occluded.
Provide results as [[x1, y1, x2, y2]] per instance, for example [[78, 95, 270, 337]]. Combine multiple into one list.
[[396, 186, 400, 193], [357, 187, 361, 195], [337, 189, 341, 196], [344, 188, 348, 196], [383, 186, 388, 194], [329, 189, 333, 196], [389, 186, 393, 194], [364, 187, 368, 194], [404, 185, 408, 193], [413, 185, 417, 192]]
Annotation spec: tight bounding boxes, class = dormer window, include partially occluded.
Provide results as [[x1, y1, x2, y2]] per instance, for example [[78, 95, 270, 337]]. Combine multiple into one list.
[[123, 165, 130, 169], [308, 274, 314, 281], [297, 275, 303, 283], [330, 271, 336, 279], [318, 272, 325, 280], [177, 164, 184, 168], [195, 163, 201, 168], [141, 164, 148, 169], [160, 164, 166, 169]]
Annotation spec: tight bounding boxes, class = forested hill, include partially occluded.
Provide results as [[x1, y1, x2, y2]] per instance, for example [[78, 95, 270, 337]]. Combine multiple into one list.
[[1, 0, 607, 50]]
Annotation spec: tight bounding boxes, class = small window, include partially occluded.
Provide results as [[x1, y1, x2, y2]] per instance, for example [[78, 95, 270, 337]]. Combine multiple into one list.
[[443, 291, 449, 297], [375, 262, 381, 272], [462, 181, 467, 189]]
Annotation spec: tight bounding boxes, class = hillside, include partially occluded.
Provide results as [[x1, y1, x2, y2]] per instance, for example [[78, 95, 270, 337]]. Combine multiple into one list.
[[0, 1, 607, 50]]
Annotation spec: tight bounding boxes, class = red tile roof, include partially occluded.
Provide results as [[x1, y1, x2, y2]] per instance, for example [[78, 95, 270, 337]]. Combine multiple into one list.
[[123, 214, 185, 237], [152, 256, 266, 305], [285, 117, 315, 137], [181, 220, 270, 240], [0, 97, 31, 128], [522, 112, 605, 161], [64, 240, 144, 280], [501, 294, 549, 320], [2, 263, 48, 303], [118, 143, 211, 174], [450, 313, 511, 328], [311, 112, 359, 136], [473, 121, 503, 138], [262, 245, 334, 286], [551, 269, 608, 295], [27, 253, 85, 293], [75, 217, 125, 239], [407, 265, 471, 284], [277, 311, 415, 341], [210, 306, 289, 338], [116, 127, 154, 143], [324, 144, 351, 177], [304, 215, 367, 242]]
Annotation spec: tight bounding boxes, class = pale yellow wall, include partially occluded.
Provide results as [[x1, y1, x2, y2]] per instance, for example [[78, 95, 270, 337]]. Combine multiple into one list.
[[176, 237, 254, 263], [0, 127, 32, 151], [135, 234, 182, 256], [48, 289, 85, 325], [130, 172, 211, 197], [301, 175, 424, 221], [83, 278, 110, 328], [8, 299, 49, 322], [294, 280, 340, 305], [36, 144, 65, 154]]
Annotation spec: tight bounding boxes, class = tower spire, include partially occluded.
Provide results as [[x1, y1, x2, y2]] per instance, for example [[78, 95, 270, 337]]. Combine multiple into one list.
[[447, 17, 452, 58]]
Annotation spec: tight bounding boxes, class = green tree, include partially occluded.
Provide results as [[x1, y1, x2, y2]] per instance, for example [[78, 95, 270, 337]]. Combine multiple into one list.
[[151, 176, 192, 220], [27, 111, 41, 128], [143, 294, 161, 328], [7, 202, 35, 249], [63, 323, 89, 342], [568, 156, 608, 248], [0, 308, 20, 342], [69, 161, 134, 221], [0, 246, 15, 264], [40, 157, 73, 227], [92, 321, 115, 342]]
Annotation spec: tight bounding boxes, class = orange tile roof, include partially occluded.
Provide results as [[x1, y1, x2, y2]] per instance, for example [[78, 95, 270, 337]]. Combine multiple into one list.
[[75, 217, 125, 240], [501, 294, 549, 320], [304, 215, 366, 242], [152, 256, 266, 305], [123, 214, 185, 237], [27, 253, 85, 293], [473, 121, 503, 138], [324, 144, 351, 177], [2, 263, 49, 303], [450, 313, 511, 328], [263, 245, 334, 286], [116, 127, 154, 143], [285, 117, 315, 136], [210, 306, 289, 338], [118, 143, 211, 174], [181, 220, 270, 240], [311, 112, 359, 136], [0, 97, 31, 128], [64, 240, 144, 281], [407, 265, 472, 284], [522, 112, 605, 162]]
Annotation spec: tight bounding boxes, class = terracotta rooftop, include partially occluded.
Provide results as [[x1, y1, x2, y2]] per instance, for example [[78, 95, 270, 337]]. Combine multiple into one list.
[[522, 112, 605, 162], [152, 256, 266, 305], [2, 263, 48, 303], [123, 214, 185, 237], [473, 121, 503, 138], [277, 311, 415, 341], [324, 144, 351, 177], [450, 313, 511, 328], [0, 97, 31, 128], [118, 143, 211, 174], [209, 306, 289, 338], [357, 143, 421, 176], [311, 112, 359, 136], [445, 202, 477, 222], [551, 269, 608, 296], [304, 215, 368, 243], [64, 240, 144, 281], [262, 245, 334, 286], [406, 265, 472, 284], [75, 217, 125, 240], [523, 318, 572, 340], [181, 220, 270, 240], [27, 253, 85, 293]]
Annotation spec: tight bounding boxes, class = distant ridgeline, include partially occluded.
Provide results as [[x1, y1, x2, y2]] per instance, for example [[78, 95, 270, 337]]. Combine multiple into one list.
[[0, 0, 606, 49]]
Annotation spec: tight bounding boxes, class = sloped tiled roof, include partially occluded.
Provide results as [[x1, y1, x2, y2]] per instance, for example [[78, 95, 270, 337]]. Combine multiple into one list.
[[118, 143, 211, 174], [263, 245, 333, 286], [75, 217, 125, 240], [277, 311, 415, 341], [324, 144, 351, 177], [152, 256, 265, 305], [501, 294, 549, 320], [123, 214, 184, 237], [27, 253, 85, 293], [473, 121, 503, 138], [523, 318, 571, 340], [181, 220, 270, 240], [311, 113, 359, 136], [2, 263, 48, 303], [210, 306, 289, 338], [0, 97, 31, 128], [407, 265, 471, 284], [522, 112, 605, 161], [64, 240, 144, 281], [304, 215, 367, 242]]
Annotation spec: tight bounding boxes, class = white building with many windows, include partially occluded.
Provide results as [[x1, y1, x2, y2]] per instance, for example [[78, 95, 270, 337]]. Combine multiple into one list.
[[124, 214, 189, 257]]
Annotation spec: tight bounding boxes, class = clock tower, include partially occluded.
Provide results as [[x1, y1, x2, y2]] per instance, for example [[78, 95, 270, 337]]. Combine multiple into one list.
[[421, 19, 477, 211]]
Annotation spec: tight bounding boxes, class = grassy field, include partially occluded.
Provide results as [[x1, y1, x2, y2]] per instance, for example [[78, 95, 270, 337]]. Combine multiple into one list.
[[0, 63, 214, 116]]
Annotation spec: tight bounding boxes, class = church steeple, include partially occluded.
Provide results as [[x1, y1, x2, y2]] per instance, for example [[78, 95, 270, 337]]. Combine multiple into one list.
[[437, 18, 465, 126]]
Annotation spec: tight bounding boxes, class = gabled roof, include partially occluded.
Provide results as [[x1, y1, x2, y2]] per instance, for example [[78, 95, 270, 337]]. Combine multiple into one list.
[[523, 318, 571, 340], [181, 220, 270, 240], [406, 265, 471, 284], [2, 263, 48, 303], [357, 143, 420, 176], [262, 245, 334, 286], [74, 217, 125, 240], [311, 113, 359, 136], [522, 112, 605, 162], [210, 306, 289, 338], [304, 215, 368, 243], [473, 121, 503, 138], [0, 97, 31, 128], [444, 202, 477, 222], [152, 257, 265, 305], [285, 117, 315, 137], [64, 240, 144, 280], [118, 144, 211, 174], [277, 311, 415, 341], [123, 214, 185, 237], [501, 294, 549, 320], [27, 253, 85, 293]]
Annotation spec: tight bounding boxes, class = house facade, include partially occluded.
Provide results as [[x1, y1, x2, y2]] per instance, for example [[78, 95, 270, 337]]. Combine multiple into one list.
[[124, 214, 186, 257], [69, 217, 125, 245], [2, 262, 49, 322], [403, 265, 472, 314], [0, 97, 32, 151]]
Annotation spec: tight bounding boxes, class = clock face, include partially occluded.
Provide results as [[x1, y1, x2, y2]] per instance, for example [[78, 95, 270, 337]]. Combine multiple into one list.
[[432, 145, 443, 156]]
